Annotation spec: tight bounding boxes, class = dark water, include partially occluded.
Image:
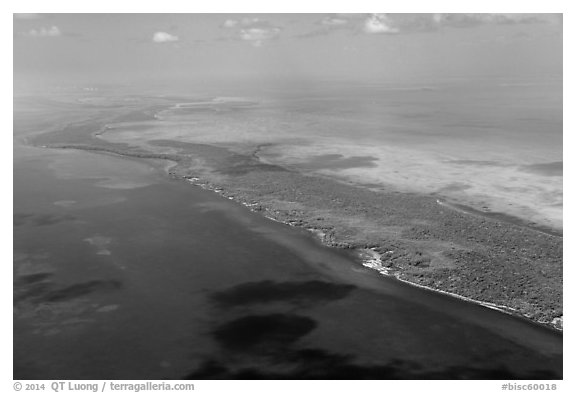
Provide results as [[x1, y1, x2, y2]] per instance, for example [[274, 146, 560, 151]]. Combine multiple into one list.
[[13, 141, 562, 380]]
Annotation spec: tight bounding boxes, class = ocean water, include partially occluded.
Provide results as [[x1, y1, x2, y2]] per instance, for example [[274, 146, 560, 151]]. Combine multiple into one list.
[[13, 94, 562, 379], [103, 78, 562, 230], [271, 79, 563, 230]]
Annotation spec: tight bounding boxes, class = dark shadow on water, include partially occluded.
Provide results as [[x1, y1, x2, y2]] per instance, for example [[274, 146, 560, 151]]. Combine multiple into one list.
[[14, 281, 53, 304], [436, 182, 472, 193], [13, 213, 76, 227], [191, 308, 562, 380], [14, 273, 53, 285], [185, 347, 560, 380], [210, 280, 356, 308], [14, 279, 123, 304], [519, 161, 563, 177], [45, 280, 122, 302], [300, 154, 379, 170], [445, 159, 505, 167], [212, 314, 317, 352]]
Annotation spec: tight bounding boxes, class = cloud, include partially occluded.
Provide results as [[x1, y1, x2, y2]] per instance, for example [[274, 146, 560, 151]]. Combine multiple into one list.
[[222, 19, 239, 28], [14, 13, 43, 20], [152, 31, 179, 43], [222, 17, 264, 29], [240, 27, 281, 47], [25, 26, 61, 37], [363, 14, 399, 34], [221, 17, 282, 46], [298, 13, 561, 39]]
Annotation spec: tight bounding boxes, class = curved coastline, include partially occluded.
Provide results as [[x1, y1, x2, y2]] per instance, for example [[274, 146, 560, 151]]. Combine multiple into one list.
[[183, 173, 562, 331], [28, 102, 563, 332], [33, 142, 563, 332], [167, 168, 564, 332]]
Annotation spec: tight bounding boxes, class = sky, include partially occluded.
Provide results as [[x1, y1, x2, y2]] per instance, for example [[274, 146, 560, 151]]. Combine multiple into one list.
[[13, 13, 563, 89]]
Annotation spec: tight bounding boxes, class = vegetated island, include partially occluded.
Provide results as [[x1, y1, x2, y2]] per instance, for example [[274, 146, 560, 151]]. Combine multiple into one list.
[[31, 109, 563, 331]]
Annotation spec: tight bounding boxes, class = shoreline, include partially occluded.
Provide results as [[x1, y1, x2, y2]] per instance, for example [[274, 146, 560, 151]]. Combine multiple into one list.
[[32, 141, 563, 332], [183, 174, 563, 332], [28, 104, 563, 332], [152, 165, 561, 332]]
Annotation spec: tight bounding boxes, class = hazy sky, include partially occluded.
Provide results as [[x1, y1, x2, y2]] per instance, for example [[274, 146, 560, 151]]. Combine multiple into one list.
[[13, 13, 563, 88]]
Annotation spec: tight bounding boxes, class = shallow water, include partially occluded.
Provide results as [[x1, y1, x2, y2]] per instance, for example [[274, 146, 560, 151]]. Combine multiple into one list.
[[14, 123, 562, 379], [104, 79, 561, 230]]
